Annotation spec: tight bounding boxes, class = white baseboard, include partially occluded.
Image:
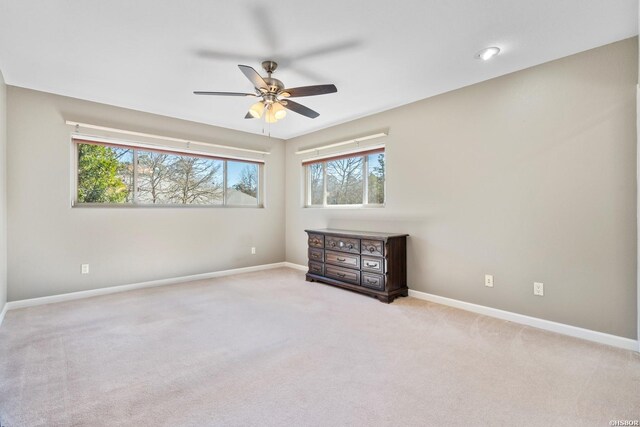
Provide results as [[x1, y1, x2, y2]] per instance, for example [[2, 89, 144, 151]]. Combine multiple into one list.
[[0, 303, 7, 327], [3, 262, 636, 353], [284, 264, 638, 351], [409, 289, 638, 352], [283, 262, 308, 271], [284, 263, 637, 350], [5, 262, 288, 311]]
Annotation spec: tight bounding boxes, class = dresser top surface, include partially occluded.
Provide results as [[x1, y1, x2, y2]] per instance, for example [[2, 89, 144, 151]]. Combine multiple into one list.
[[305, 228, 409, 240]]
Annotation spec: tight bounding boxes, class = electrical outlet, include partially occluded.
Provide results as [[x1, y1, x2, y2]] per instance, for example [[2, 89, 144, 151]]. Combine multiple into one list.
[[534, 282, 544, 296], [484, 274, 494, 287], [251, 247, 256, 255], [81, 264, 90, 274]]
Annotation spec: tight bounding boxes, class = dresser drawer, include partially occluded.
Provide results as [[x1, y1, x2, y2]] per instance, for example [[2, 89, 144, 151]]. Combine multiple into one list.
[[325, 236, 360, 254], [325, 250, 360, 269], [308, 247, 324, 262], [325, 265, 360, 285], [361, 272, 385, 291], [308, 261, 324, 275], [361, 239, 384, 257], [308, 233, 325, 248], [361, 255, 384, 273]]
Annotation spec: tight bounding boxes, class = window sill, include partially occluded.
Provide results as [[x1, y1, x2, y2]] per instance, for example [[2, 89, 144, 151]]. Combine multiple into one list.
[[303, 204, 385, 209], [72, 203, 264, 209]]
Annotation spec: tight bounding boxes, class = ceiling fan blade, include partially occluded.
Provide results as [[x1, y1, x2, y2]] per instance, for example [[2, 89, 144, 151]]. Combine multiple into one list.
[[238, 65, 267, 90], [291, 40, 360, 61], [282, 84, 337, 98], [195, 49, 260, 62], [244, 112, 255, 119], [283, 100, 320, 119], [194, 91, 256, 97]]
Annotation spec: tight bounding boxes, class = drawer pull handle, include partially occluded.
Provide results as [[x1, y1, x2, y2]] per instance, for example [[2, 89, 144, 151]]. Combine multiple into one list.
[[337, 257, 346, 262], [348, 244, 354, 249], [366, 279, 376, 284], [312, 253, 320, 258], [366, 262, 377, 267], [337, 273, 346, 278], [369, 247, 376, 253], [331, 242, 336, 247]]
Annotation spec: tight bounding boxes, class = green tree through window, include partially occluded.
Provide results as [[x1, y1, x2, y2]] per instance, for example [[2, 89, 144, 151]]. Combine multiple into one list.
[[77, 144, 131, 203]]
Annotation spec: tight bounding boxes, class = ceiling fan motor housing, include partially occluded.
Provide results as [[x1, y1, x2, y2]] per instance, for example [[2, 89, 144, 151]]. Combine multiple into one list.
[[263, 77, 284, 95], [263, 93, 278, 105]]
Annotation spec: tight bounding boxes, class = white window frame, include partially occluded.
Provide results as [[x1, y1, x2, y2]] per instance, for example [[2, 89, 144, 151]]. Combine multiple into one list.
[[71, 139, 264, 208], [304, 151, 385, 208]]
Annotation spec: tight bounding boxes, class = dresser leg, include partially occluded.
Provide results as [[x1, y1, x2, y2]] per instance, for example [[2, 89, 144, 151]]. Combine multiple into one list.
[[376, 295, 391, 304]]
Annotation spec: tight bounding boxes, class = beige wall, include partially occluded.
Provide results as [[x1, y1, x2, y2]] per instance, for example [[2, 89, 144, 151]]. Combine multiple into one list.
[[286, 38, 638, 339], [0, 70, 6, 311], [7, 88, 285, 301], [4, 39, 637, 339]]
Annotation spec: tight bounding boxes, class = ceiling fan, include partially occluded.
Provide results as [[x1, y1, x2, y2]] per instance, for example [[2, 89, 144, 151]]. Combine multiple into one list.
[[194, 60, 337, 123]]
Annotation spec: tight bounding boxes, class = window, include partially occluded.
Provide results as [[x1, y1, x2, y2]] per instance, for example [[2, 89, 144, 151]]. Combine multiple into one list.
[[74, 140, 262, 207], [226, 161, 259, 206], [304, 149, 385, 207]]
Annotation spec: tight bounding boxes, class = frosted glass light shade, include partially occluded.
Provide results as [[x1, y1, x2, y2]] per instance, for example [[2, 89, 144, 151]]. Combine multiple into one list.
[[265, 107, 277, 123], [272, 102, 287, 120], [249, 101, 265, 118]]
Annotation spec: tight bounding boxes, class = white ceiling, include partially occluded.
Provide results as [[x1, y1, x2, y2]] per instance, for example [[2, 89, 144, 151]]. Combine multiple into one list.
[[0, 0, 637, 139]]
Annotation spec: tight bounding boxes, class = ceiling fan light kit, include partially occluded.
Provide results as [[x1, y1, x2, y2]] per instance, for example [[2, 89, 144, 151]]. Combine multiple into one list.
[[265, 107, 277, 124], [194, 60, 337, 123]]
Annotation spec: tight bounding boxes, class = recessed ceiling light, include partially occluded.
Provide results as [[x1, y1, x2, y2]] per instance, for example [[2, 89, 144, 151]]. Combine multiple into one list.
[[475, 47, 501, 61]]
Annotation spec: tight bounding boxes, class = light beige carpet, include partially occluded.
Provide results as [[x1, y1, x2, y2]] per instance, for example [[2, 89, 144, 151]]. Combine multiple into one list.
[[0, 267, 638, 426]]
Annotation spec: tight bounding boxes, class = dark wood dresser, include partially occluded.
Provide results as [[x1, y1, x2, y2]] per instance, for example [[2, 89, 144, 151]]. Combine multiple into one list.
[[305, 229, 409, 303]]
